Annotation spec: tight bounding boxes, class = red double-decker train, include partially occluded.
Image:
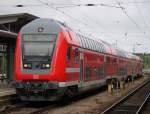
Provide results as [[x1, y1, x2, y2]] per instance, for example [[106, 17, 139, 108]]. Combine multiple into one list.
[[13, 18, 142, 101]]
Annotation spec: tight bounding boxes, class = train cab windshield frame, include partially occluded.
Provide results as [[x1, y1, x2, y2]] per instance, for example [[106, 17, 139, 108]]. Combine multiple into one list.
[[21, 34, 57, 62]]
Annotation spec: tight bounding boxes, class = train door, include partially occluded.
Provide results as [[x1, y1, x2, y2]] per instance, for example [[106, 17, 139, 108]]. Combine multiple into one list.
[[79, 51, 84, 87], [99, 55, 105, 79], [103, 55, 106, 77]]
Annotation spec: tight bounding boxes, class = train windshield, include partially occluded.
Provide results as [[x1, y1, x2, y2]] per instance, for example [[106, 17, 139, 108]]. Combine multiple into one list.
[[22, 34, 56, 61]]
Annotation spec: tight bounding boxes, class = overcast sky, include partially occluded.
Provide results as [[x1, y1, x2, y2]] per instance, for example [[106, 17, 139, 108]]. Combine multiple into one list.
[[0, 0, 150, 53]]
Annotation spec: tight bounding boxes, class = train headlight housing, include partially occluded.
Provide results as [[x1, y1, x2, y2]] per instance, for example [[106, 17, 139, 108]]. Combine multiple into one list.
[[41, 63, 50, 69], [23, 63, 32, 69], [45, 64, 50, 68], [24, 64, 28, 68], [42, 64, 46, 68]]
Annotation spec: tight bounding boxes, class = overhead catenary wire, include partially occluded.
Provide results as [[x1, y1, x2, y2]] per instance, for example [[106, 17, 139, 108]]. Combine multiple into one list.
[[76, 9, 121, 41], [0, 0, 148, 53], [134, 0, 148, 29], [36, 0, 123, 43], [115, 0, 149, 38], [120, 0, 150, 40], [0, 1, 149, 8], [34, 0, 148, 52], [35, 1, 150, 8], [37, 0, 92, 28], [0, 0, 121, 43], [51, 1, 149, 41], [55, 3, 124, 9], [108, 1, 150, 5]]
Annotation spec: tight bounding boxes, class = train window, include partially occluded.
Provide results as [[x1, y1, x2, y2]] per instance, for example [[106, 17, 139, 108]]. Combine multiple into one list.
[[80, 37, 84, 48], [22, 35, 56, 61], [92, 40, 95, 51], [89, 39, 92, 50], [101, 45, 105, 53], [86, 38, 89, 49], [85, 38, 89, 49], [119, 59, 123, 63], [82, 37, 86, 49], [78, 35, 82, 47], [74, 48, 79, 63], [90, 40, 93, 50], [93, 41, 95, 51], [89, 39, 92, 49], [22, 34, 56, 42], [113, 58, 117, 63], [100, 45, 103, 52], [96, 41, 99, 52], [96, 42, 98, 51], [118, 68, 127, 76], [85, 67, 91, 80], [68, 31, 72, 40], [97, 43, 100, 52], [86, 38, 90, 49], [106, 57, 110, 64], [101, 45, 104, 52], [95, 41, 97, 51], [98, 42, 100, 52], [67, 47, 71, 61], [88, 39, 91, 50], [94, 41, 96, 50], [92, 40, 94, 50], [100, 44, 102, 52], [96, 66, 104, 76]]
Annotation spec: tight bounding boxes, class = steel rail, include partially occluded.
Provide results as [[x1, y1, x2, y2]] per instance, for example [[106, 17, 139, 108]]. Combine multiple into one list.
[[29, 105, 57, 114], [136, 92, 150, 114], [0, 102, 28, 113], [101, 79, 150, 114]]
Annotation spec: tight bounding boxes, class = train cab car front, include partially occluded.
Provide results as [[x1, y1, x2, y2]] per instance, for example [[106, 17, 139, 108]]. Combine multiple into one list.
[[14, 80, 66, 101], [13, 18, 68, 101]]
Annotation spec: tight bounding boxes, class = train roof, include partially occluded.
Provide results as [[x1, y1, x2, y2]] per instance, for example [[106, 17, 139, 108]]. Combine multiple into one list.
[[73, 32, 141, 61], [76, 34, 106, 53], [20, 18, 141, 61], [51, 19, 140, 61]]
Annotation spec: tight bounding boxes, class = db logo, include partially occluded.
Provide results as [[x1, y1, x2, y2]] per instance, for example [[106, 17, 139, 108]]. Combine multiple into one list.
[[33, 74, 39, 79]]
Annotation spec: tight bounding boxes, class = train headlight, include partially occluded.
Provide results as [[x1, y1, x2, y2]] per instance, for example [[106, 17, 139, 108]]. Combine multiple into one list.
[[42, 64, 46, 68], [24, 64, 28, 68], [23, 63, 32, 69], [28, 64, 32, 68], [41, 63, 50, 69], [46, 64, 50, 68]]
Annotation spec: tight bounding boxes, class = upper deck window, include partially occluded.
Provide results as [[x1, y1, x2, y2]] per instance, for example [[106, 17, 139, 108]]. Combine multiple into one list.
[[106, 57, 110, 64], [67, 47, 71, 61], [74, 48, 79, 63]]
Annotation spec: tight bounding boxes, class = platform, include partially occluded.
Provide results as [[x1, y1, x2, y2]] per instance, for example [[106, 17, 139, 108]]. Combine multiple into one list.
[[0, 80, 15, 97], [143, 69, 150, 76]]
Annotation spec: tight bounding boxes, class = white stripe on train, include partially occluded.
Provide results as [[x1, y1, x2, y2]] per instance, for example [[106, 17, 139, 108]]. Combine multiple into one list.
[[65, 68, 80, 73]]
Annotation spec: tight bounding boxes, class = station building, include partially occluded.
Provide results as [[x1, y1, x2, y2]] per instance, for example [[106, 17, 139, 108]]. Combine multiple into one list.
[[0, 13, 37, 83]]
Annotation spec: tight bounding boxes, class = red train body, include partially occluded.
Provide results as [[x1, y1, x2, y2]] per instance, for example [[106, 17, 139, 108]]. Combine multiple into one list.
[[13, 18, 142, 101]]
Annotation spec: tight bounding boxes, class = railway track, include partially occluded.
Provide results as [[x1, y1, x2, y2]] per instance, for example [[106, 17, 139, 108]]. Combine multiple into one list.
[[0, 87, 106, 114], [0, 101, 28, 114], [0, 101, 59, 114], [0, 94, 18, 105], [101, 79, 150, 114], [0, 79, 148, 114], [141, 93, 150, 114], [0, 94, 24, 112], [0, 85, 106, 114]]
